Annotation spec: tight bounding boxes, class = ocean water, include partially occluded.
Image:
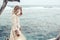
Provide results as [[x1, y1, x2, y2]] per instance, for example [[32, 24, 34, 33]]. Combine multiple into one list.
[[0, 5, 60, 40]]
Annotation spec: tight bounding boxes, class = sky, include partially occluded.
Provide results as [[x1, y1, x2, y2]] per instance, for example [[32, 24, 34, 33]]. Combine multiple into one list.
[[0, 0, 60, 8], [20, 0, 60, 5]]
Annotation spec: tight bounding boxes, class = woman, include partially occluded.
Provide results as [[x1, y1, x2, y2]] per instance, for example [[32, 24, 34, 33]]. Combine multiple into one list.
[[9, 5, 26, 40]]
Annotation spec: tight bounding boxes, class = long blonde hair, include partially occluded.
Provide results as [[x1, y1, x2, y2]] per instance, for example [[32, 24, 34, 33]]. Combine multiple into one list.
[[13, 5, 22, 16]]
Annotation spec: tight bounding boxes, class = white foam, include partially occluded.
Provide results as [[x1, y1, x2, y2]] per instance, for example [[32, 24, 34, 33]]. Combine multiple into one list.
[[48, 38, 56, 40]]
